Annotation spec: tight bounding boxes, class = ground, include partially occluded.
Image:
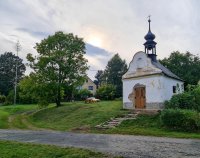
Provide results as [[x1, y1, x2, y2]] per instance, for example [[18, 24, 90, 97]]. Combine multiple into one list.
[[0, 101, 199, 139], [0, 101, 200, 158], [0, 129, 200, 158], [0, 139, 117, 158]]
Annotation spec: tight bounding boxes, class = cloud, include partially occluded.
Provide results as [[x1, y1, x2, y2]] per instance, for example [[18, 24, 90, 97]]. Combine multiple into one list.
[[15, 28, 50, 38], [0, 0, 200, 80]]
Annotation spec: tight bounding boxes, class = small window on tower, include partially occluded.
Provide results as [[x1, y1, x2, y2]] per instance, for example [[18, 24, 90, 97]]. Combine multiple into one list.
[[173, 86, 176, 93]]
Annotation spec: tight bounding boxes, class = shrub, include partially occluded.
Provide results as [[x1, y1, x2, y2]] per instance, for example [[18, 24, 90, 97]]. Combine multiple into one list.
[[74, 89, 92, 100], [165, 92, 196, 110], [0, 95, 6, 104], [191, 86, 200, 111], [96, 84, 116, 100], [165, 84, 200, 111], [160, 109, 200, 132]]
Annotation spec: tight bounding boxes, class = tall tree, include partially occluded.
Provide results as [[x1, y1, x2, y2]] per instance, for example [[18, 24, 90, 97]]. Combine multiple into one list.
[[27, 31, 88, 107], [0, 52, 26, 95], [102, 54, 127, 97], [94, 70, 103, 88], [159, 51, 200, 86]]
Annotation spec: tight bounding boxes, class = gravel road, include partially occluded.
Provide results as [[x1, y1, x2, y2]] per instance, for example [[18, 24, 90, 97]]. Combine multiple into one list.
[[0, 129, 199, 158]]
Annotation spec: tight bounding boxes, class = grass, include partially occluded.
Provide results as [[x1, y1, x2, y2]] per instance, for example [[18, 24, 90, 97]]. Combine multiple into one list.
[[29, 101, 127, 131], [101, 114, 200, 139], [0, 104, 39, 129], [0, 140, 118, 158], [0, 101, 200, 139]]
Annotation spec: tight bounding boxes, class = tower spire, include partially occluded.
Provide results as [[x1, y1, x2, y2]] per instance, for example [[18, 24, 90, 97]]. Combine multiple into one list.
[[144, 16, 157, 62], [148, 15, 151, 31]]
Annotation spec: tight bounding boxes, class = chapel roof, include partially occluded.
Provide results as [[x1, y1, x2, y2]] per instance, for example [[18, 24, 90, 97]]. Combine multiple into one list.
[[151, 60, 183, 81]]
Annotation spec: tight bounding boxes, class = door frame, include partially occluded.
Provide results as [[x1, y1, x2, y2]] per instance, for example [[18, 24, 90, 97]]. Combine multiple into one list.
[[134, 84, 146, 109]]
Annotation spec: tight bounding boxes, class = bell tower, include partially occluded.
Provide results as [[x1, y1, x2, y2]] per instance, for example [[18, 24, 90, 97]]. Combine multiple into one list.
[[144, 16, 157, 62]]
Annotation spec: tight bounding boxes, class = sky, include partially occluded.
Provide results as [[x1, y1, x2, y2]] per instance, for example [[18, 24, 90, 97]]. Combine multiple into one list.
[[0, 0, 200, 80]]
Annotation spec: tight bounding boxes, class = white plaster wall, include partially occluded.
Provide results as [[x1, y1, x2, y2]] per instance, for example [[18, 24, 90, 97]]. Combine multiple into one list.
[[162, 76, 184, 101], [123, 75, 184, 108], [123, 75, 165, 104]]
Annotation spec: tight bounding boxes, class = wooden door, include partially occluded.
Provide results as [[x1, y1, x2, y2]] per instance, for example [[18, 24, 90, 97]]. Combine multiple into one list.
[[135, 87, 146, 109]]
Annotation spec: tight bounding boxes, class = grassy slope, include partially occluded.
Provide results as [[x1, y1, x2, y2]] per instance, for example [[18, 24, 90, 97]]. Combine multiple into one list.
[[0, 101, 200, 139], [103, 114, 200, 139], [29, 101, 127, 131], [0, 104, 39, 129], [0, 140, 117, 158]]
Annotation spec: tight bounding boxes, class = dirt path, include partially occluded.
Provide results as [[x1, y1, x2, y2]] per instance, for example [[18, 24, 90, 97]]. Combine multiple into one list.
[[0, 129, 199, 158]]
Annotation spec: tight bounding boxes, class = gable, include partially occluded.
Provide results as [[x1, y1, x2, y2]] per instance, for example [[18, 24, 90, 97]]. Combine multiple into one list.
[[123, 51, 162, 79]]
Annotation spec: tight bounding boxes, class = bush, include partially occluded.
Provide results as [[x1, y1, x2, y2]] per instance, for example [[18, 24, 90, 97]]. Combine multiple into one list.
[[38, 98, 49, 108], [0, 95, 6, 104], [96, 84, 116, 100], [165, 85, 200, 111], [74, 89, 92, 100], [160, 109, 200, 132], [165, 92, 196, 110]]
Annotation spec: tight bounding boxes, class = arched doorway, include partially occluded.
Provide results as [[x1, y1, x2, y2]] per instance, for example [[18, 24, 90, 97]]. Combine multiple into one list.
[[134, 84, 146, 109]]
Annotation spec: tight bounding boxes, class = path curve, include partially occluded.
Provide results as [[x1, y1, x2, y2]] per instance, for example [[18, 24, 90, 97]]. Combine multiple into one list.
[[0, 129, 200, 158]]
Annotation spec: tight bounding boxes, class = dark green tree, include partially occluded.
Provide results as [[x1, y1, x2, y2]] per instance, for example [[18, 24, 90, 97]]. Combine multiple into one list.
[[27, 31, 88, 107], [0, 52, 26, 95], [159, 51, 200, 86], [94, 70, 103, 88], [102, 54, 127, 97]]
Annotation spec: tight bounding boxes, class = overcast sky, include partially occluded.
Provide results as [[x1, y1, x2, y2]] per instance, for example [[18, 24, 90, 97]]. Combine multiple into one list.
[[0, 0, 200, 79]]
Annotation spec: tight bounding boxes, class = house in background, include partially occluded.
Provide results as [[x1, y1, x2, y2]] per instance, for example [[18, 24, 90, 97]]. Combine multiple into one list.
[[122, 18, 184, 110], [78, 76, 97, 95]]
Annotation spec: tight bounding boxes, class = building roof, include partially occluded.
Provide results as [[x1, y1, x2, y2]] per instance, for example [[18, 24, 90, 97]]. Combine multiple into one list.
[[151, 60, 183, 81]]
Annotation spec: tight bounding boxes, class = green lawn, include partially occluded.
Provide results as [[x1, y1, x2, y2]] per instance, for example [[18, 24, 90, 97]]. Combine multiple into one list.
[[29, 101, 127, 131], [0, 101, 127, 131], [0, 101, 200, 139], [0, 104, 39, 129], [0, 140, 117, 158]]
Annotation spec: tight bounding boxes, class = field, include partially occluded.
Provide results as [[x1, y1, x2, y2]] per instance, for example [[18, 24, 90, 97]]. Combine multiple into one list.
[[0, 140, 117, 158], [0, 101, 200, 139]]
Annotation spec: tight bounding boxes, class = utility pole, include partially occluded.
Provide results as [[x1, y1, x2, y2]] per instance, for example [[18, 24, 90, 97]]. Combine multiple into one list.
[[14, 41, 21, 105]]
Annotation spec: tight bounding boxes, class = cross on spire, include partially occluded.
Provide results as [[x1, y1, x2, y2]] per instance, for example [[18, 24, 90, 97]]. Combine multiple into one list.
[[148, 15, 151, 31]]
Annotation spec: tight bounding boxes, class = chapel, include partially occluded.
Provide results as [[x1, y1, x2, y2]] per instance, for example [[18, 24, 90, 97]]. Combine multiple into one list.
[[122, 18, 184, 110]]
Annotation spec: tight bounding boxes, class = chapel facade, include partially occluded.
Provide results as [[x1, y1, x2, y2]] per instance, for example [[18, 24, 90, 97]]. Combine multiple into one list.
[[122, 18, 184, 110]]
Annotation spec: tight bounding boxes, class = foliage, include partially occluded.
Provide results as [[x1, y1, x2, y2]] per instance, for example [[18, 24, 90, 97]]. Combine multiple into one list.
[[27, 31, 88, 107], [19, 73, 56, 107], [0, 94, 6, 104], [74, 89, 92, 100], [0, 52, 26, 96], [160, 109, 200, 132], [0, 141, 114, 158], [94, 70, 103, 88], [96, 84, 116, 100], [165, 85, 200, 111], [99, 54, 127, 98], [159, 51, 200, 85]]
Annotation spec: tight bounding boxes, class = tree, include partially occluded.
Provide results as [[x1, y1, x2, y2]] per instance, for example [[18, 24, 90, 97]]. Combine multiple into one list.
[[0, 52, 26, 95], [19, 73, 55, 106], [159, 51, 200, 86], [94, 70, 103, 88], [96, 84, 116, 100], [101, 54, 127, 97], [27, 31, 88, 107]]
